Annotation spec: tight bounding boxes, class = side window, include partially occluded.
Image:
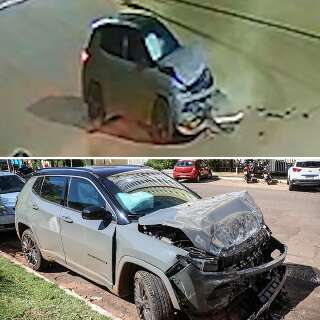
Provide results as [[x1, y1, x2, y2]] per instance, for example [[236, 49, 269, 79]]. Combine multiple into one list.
[[127, 28, 150, 65], [41, 177, 67, 205], [67, 178, 105, 212], [32, 177, 43, 195], [100, 25, 125, 58]]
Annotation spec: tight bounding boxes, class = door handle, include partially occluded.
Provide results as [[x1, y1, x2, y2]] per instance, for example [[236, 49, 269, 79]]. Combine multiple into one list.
[[61, 216, 74, 223], [32, 204, 39, 210]]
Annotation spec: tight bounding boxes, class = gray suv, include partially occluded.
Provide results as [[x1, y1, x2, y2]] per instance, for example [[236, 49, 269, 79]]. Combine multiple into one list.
[[81, 13, 214, 143], [15, 167, 287, 319]]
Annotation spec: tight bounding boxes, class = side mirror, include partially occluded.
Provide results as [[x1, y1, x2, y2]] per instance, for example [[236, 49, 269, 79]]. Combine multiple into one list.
[[82, 206, 113, 224]]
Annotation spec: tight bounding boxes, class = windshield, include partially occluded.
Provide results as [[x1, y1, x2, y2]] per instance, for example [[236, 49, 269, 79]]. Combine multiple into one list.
[[106, 169, 199, 216], [0, 175, 24, 194], [142, 21, 180, 61], [296, 161, 320, 168]]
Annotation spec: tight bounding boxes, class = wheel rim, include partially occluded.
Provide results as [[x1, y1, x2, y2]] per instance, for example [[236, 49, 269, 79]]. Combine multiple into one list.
[[22, 234, 38, 268], [135, 282, 152, 320]]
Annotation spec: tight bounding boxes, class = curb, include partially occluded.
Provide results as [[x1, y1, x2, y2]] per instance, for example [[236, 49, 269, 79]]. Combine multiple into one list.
[[0, 250, 122, 320]]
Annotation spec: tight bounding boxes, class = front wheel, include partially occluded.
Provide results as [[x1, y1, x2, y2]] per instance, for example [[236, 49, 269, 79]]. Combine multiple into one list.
[[134, 270, 174, 320], [151, 98, 175, 144], [21, 229, 48, 271]]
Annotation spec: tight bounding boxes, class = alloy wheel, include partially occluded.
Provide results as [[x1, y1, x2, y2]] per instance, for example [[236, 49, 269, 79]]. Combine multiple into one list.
[[22, 234, 39, 268]]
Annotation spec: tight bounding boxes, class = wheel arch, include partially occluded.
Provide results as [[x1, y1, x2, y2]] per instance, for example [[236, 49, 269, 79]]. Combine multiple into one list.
[[114, 256, 180, 310], [16, 222, 30, 240]]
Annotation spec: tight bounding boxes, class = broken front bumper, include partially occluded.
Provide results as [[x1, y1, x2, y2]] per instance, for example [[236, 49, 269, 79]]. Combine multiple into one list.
[[174, 88, 213, 136], [169, 237, 287, 319]]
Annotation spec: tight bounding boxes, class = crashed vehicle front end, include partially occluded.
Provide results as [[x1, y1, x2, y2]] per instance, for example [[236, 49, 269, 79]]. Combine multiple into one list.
[[159, 46, 214, 135], [138, 192, 287, 319]]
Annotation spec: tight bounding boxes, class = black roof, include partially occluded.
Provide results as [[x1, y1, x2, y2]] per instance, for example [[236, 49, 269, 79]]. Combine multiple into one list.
[[35, 166, 147, 179]]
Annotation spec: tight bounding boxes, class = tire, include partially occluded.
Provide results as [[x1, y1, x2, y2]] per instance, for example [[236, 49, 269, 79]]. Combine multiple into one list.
[[87, 82, 105, 132], [151, 97, 175, 144], [289, 183, 295, 191], [208, 170, 213, 179], [134, 270, 174, 320], [195, 174, 200, 183], [21, 229, 48, 271]]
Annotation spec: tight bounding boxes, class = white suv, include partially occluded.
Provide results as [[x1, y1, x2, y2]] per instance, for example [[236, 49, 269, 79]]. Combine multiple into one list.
[[288, 159, 320, 191]]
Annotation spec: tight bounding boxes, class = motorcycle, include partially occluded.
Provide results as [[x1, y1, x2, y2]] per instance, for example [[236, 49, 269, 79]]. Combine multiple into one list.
[[263, 171, 273, 185], [244, 169, 257, 183]]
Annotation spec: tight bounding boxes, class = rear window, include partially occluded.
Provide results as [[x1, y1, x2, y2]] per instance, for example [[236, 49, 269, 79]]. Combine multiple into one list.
[[296, 161, 320, 168], [0, 175, 24, 194], [175, 161, 194, 167], [40, 176, 67, 205]]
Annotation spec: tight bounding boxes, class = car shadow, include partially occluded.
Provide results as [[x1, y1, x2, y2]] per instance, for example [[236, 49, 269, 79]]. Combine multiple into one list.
[[291, 186, 320, 193], [26, 95, 197, 145], [270, 263, 320, 318], [180, 176, 221, 184]]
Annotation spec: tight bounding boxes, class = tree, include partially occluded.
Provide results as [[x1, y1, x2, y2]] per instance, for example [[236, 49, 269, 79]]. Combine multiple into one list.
[[145, 159, 177, 171]]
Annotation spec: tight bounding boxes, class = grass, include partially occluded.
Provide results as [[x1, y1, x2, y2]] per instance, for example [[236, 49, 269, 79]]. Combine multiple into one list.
[[0, 256, 109, 320]]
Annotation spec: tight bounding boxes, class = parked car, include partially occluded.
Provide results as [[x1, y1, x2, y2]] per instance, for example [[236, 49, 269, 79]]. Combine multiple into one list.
[[287, 159, 320, 191], [173, 159, 212, 182], [81, 13, 214, 143], [0, 172, 25, 232], [15, 166, 287, 320]]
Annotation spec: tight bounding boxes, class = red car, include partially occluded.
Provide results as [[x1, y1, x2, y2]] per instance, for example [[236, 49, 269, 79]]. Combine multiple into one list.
[[173, 160, 212, 182]]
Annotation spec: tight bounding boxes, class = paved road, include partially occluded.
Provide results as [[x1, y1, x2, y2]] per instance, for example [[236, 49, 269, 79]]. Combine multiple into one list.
[[0, 0, 320, 156], [1, 179, 319, 319]]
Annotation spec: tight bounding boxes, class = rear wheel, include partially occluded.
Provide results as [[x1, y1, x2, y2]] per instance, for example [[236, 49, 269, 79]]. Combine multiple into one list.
[[87, 82, 105, 132], [134, 270, 174, 320], [195, 174, 200, 183], [288, 180, 295, 191], [21, 229, 48, 271], [151, 98, 175, 144]]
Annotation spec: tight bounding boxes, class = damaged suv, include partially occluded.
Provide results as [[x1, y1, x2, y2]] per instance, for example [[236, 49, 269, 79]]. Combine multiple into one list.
[[15, 167, 287, 320], [81, 13, 214, 143]]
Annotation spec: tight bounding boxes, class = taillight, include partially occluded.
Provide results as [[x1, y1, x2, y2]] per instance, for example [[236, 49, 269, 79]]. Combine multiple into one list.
[[292, 167, 302, 172], [80, 49, 90, 64]]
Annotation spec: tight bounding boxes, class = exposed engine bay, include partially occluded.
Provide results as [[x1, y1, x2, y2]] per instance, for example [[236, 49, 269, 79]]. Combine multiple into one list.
[[138, 191, 288, 319]]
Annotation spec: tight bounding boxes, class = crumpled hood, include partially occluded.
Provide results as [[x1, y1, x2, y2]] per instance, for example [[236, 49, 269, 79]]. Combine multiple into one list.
[[0, 192, 19, 209], [139, 191, 264, 256], [159, 46, 206, 86]]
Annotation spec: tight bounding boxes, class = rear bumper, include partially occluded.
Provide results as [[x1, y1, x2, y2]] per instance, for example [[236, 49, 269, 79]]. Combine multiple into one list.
[[291, 179, 320, 186], [170, 237, 287, 319], [173, 172, 197, 180]]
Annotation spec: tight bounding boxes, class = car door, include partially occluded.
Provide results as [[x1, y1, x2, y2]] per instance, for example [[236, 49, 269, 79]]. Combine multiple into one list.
[[95, 25, 131, 117], [31, 176, 67, 264], [60, 177, 116, 287], [123, 27, 160, 122]]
